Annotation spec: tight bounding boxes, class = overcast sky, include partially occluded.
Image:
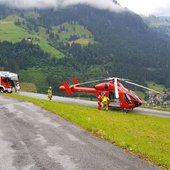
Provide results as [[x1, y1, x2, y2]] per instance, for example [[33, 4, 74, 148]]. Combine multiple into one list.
[[0, 0, 170, 16], [118, 0, 170, 16], [0, 0, 123, 12]]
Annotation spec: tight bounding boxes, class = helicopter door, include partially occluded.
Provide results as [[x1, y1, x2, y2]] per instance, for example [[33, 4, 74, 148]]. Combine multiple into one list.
[[109, 92, 120, 107], [109, 92, 115, 102]]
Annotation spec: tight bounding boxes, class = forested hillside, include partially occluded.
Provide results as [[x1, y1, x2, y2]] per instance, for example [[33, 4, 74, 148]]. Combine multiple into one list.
[[0, 41, 79, 93], [143, 15, 170, 41], [0, 5, 170, 94]]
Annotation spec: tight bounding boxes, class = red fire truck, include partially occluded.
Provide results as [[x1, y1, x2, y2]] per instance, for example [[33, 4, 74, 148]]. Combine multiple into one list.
[[0, 71, 20, 93]]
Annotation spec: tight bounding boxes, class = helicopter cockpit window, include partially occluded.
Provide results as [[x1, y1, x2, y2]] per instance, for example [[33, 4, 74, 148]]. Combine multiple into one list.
[[124, 94, 131, 104], [2, 77, 8, 83], [132, 94, 140, 100], [128, 91, 140, 100]]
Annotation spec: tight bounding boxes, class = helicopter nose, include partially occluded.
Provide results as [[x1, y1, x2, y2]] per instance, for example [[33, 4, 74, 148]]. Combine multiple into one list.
[[134, 99, 143, 107], [134, 101, 142, 107]]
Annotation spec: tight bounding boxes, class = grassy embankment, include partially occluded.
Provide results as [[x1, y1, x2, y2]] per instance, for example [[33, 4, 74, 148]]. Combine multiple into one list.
[[19, 82, 37, 93], [3, 93, 170, 169]]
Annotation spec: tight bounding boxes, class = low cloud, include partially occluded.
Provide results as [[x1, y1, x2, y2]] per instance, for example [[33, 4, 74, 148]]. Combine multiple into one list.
[[153, 4, 170, 16], [0, 0, 124, 12]]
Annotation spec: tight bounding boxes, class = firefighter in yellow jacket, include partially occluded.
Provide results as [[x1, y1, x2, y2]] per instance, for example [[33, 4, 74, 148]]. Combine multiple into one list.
[[47, 86, 53, 101], [102, 93, 110, 110]]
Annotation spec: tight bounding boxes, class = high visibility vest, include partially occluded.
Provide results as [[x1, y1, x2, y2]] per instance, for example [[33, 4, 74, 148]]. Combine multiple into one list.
[[102, 96, 109, 104], [48, 89, 52, 95]]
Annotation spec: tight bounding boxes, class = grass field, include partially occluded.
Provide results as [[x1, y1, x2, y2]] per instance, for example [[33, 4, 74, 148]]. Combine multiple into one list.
[[4, 93, 170, 169], [0, 15, 95, 57], [0, 15, 32, 42], [135, 91, 146, 99], [147, 81, 165, 92], [152, 106, 170, 111], [19, 82, 37, 93], [70, 38, 92, 45], [0, 15, 64, 58], [143, 105, 170, 111], [19, 68, 48, 92], [52, 22, 94, 45]]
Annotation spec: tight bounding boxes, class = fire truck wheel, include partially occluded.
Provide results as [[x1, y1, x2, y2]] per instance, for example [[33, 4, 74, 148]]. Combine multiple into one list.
[[0, 88, 4, 93]]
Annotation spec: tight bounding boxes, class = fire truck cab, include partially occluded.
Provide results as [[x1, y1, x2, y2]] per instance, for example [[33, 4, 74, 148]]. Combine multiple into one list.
[[0, 71, 20, 93]]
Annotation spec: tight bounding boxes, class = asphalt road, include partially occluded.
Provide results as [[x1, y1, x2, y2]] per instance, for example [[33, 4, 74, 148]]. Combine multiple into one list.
[[0, 95, 160, 170], [20, 92, 170, 118]]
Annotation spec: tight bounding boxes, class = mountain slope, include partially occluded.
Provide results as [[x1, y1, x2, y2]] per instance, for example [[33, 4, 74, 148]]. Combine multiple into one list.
[[0, 15, 64, 58], [0, 5, 170, 93], [143, 15, 170, 40], [40, 5, 170, 87]]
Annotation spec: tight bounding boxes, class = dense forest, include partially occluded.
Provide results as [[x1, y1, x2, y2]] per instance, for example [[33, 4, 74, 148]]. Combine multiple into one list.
[[0, 5, 170, 95], [143, 15, 170, 41]]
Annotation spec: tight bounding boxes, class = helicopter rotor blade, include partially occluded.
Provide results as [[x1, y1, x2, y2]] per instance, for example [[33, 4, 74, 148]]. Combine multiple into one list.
[[105, 77, 128, 82], [124, 80, 161, 94], [73, 76, 127, 86], [114, 78, 119, 99], [73, 79, 102, 86], [106, 76, 161, 94], [71, 76, 160, 94]]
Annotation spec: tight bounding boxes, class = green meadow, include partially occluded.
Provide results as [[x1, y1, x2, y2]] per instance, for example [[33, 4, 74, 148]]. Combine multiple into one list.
[[147, 81, 166, 92], [0, 15, 63, 58], [4, 93, 170, 169], [19, 82, 37, 93], [52, 22, 94, 45], [0, 15, 94, 57], [0, 15, 31, 42]]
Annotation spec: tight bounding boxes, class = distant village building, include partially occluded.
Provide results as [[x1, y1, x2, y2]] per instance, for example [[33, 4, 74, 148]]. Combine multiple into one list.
[[24, 37, 33, 42], [147, 89, 170, 107], [23, 37, 40, 43]]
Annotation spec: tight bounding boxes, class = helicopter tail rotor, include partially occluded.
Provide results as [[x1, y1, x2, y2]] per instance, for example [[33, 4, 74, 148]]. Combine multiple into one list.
[[63, 81, 73, 95], [72, 78, 80, 87]]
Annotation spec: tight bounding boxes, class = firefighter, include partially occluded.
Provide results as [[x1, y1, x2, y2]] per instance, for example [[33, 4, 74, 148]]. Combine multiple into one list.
[[47, 86, 53, 101], [97, 93, 102, 110], [102, 93, 110, 110]]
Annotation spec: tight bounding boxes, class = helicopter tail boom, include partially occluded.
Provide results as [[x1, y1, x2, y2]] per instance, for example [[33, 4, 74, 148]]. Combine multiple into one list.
[[59, 79, 99, 96]]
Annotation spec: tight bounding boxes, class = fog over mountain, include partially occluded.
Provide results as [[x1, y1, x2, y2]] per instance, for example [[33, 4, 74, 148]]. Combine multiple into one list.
[[0, 0, 124, 12], [153, 5, 170, 16]]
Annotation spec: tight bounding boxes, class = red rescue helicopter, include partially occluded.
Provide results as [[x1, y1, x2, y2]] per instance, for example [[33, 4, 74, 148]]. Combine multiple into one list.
[[59, 77, 160, 110]]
